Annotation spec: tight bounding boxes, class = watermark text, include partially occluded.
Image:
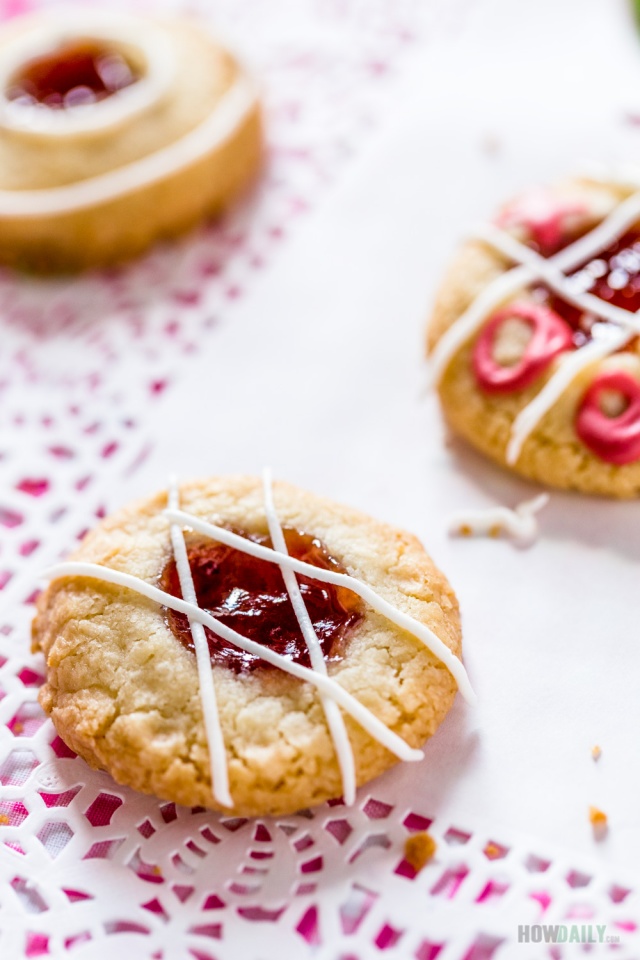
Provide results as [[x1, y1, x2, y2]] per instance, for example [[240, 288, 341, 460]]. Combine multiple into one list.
[[517, 925, 619, 945]]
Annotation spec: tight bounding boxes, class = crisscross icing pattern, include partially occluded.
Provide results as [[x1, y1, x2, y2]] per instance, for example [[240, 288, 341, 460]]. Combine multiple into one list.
[[429, 183, 640, 463], [44, 470, 473, 808]]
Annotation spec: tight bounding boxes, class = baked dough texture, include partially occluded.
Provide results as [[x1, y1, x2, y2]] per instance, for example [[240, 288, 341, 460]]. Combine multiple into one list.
[[427, 178, 640, 498], [0, 12, 262, 270], [32, 477, 462, 816]]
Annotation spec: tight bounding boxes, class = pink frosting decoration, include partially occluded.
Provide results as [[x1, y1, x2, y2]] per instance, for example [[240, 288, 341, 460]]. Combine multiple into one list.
[[576, 369, 640, 464], [495, 189, 586, 256], [473, 301, 573, 394]]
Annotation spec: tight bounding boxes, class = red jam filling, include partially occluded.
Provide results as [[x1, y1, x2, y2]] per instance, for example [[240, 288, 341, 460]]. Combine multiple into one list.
[[530, 230, 640, 349], [487, 198, 640, 462], [160, 529, 364, 673], [576, 369, 640, 465], [7, 41, 139, 109], [473, 301, 573, 394]]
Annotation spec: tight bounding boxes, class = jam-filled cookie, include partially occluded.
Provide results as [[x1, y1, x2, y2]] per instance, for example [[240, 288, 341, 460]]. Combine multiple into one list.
[[32, 474, 472, 817], [0, 9, 262, 271], [428, 175, 640, 497]]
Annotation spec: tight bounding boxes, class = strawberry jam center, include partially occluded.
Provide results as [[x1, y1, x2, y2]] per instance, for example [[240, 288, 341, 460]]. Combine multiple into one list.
[[7, 41, 139, 109], [532, 229, 640, 349], [161, 529, 364, 673]]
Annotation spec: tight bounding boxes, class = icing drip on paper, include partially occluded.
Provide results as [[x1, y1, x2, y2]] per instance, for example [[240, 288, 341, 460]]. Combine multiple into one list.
[[448, 494, 549, 549], [430, 186, 640, 466], [44, 474, 475, 808]]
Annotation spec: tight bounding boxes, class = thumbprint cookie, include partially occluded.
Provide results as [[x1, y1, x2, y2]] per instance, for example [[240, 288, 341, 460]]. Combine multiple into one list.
[[428, 175, 640, 497], [33, 473, 472, 816], [0, 8, 262, 270]]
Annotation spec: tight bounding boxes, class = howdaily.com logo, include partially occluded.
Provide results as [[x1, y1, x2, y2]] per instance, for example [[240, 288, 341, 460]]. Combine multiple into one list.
[[518, 924, 619, 945]]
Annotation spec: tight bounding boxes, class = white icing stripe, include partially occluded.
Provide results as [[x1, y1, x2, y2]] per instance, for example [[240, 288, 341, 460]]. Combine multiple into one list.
[[428, 264, 534, 388], [261, 468, 357, 805], [168, 477, 232, 809], [473, 223, 640, 334], [448, 494, 549, 548], [547, 189, 640, 271], [163, 507, 475, 704], [506, 326, 631, 464], [0, 11, 175, 138], [44, 561, 425, 765], [429, 187, 640, 387], [0, 74, 257, 216]]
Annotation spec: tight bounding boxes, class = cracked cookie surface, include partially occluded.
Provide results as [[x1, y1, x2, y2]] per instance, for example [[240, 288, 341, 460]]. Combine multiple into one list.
[[33, 476, 462, 816]]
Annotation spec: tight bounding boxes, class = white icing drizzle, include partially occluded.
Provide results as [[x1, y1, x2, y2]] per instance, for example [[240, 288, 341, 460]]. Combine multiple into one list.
[[45, 475, 479, 805], [448, 493, 549, 549], [507, 324, 631, 463], [168, 476, 231, 808], [0, 11, 176, 138], [162, 507, 475, 703], [428, 263, 534, 389], [261, 468, 357, 805], [0, 48, 257, 214], [430, 187, 640, 464], [45, 559, 425, 767], [472, 223, 640, 335], [430, 187, 640, 388]]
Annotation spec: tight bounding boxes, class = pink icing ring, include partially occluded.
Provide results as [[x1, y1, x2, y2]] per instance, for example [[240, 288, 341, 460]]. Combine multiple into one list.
[[473, 301, 573, 394], [575, 369, 640, 465]]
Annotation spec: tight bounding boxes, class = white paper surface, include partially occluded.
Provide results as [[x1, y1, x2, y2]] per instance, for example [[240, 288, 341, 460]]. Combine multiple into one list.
[[128, 0, 640, 874]]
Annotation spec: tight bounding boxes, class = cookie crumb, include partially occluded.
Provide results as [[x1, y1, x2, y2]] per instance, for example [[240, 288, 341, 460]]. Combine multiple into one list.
[[0, 814, 9, 825], [404, 832, 437, 872], [589, 806, 608, 839], [484, 841, 502, 860], [591, 745, 601, 761], [459, 524, 472, 537], [489, 524, 501, 539]]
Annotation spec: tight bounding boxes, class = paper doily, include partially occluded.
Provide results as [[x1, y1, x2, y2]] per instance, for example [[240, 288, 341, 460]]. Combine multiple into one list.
[[0, 0, 638, 957]]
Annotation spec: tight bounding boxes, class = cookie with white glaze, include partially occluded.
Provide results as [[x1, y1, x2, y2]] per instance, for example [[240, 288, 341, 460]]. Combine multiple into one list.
[[0, 9, 262, 271], [428, 176, 640, 497], [32, 475, 469, 816]]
